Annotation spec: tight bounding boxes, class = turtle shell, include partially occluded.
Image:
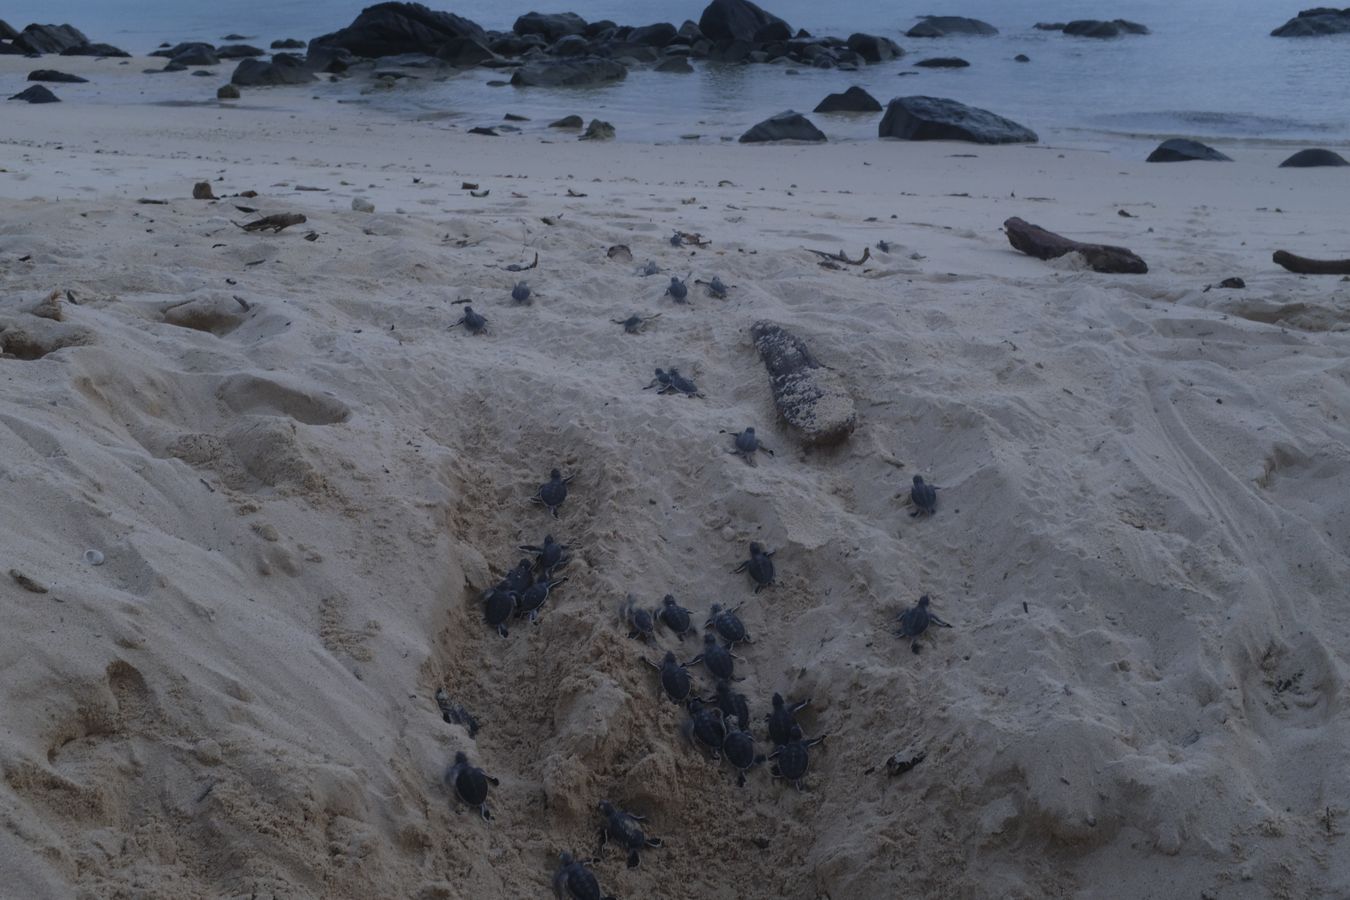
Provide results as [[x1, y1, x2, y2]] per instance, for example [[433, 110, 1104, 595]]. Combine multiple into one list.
[[454, 765, 489, 806], [723, 729, 757, 770], [659, 656, 692, 702], [691, 705, 726, 748], [767, 697, 797, 747], [775, 740, 811, 780], [703, 641, 735, 680], [710, 608, 747, 644], [557, 861, 604, 900], [897, 603, 931, 639], [630, 606, 654, 634], [658, 597, 691, 633], [749, 554, 774, 586], [484, 589, 515, 626], [518, 579, 550, 614], [605, 810, 648, 851], [911, 478, 937, 512]]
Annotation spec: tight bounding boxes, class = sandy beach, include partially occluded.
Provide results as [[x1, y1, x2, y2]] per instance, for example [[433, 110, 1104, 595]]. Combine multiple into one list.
[[3, 51, 1350, 900]]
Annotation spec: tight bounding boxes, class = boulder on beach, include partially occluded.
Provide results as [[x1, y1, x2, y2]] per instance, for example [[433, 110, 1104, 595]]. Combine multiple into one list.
[[304, 45, 355, 73], [13, 23, 88, 54], [311, 2, 486, 58], [271, 38, 306, 49], [216, 44, 266, 59], [0, 19, 18, 41], [549, 114, 584, 128], [436, 37, 498, 67], [60, 42, 130, 57], [699, 0, 791, 44], [906, 16, 997, 38], [9, 84, 60, 103], [655, 56, 694, 73], [914, 57, 970, 68], [549, 34, 591, 56], [513, 11, 588, 42], [1271, 8, 1350, 36], [846, 32, 902, 63], [28, 69, 87, 83], [579, 119, 615, 140], [1062, 19, 1150, 38], [814, 85, 881, 113], [1146, 138, 1231, 162], [739, 110, 826, 143], [1278, 148, 1349, 167], [509, 57, 627, 87], [173, 46, 221, 66], [151, 41, 213, 58], [231, 54, 318, 86], [879, 96, 1037, 144], [217, 83, 241, 99], [0, 42, 22, 55], [628, 22, 678, 46]]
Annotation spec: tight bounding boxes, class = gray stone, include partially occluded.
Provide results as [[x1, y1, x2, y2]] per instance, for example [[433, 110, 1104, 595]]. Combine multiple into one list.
[[513, 11, 588, 42], [740, 109, 826, 143], [914, 57, 970, 68], [879, 96, 1037, 144], [217, 83, 241, 99], [13, 23, 89, 54], [1279, 148, 1350, 167], [699, 0, 791, 44], [751, 321, 856, 447], [509, 57, 627, 87], [311, 2, 485, 57], [27, 69, 87, 83], [231, 54, 318, 86], [9, 84, 60, 103], [1145, 138, 1231, 162], [814, 85, 881, 113], [1272, 8, 1350, 36], [846, 32, 902, 63], [906, 16, 997, 37]]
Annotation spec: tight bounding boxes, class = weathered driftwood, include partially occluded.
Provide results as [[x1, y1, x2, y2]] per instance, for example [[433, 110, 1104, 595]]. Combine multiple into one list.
[[1272, 250, 1350, 275], [806, 246, 870, 266], [233, 213, 307, 233], [750, 321, 856, 447], [1003, 216, 1148, 274]]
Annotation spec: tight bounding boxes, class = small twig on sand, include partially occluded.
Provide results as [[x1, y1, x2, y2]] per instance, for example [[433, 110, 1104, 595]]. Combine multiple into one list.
[[806, 246, 871, 266], [233, 213, 307, 234]]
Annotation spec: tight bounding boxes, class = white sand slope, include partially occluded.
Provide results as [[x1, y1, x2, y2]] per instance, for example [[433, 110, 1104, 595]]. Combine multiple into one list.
[[2, 66, 1349, 899]]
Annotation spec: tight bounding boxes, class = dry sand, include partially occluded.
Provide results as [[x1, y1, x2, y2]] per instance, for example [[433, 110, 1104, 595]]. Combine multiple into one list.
[[2, 57, 1350, 900]]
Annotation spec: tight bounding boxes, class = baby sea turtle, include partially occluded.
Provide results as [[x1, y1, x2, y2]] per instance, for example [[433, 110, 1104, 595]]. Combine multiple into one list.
[[656, 594, 696, 640], [706, 602, 751, 647], [664, 367, 703, 397], [517, 574, 568, 621], [500, 558, 536, 596], [706, 275, 728, 299], [665, 276, 688, 303], [532, 468, 575, 518], [445, 751, 499, 820], [721, 716, 765, 787], [597, 800, 663, 868], [713, 679, 750, 731], [450, 305, 487, 334], [553, 852, 616, 900], [435, 687, 481, 736], [483, 587, 517, 638], [732, 542, 776, 592], [770, 729, 827, 791], [639, 260, 660, 277], [612, 312, 661, 334], [766, 692, 811, 747], [511, 280, 532, 304], [688, 632, 740, 681], [646, 651, 694, 703], [682, 698, 727, 760], [519, 534, 570, 575], [728, 427, 774, 465], [620, 594, 656, 641], [669, 231, 684, 247], [894, 594, 952, 654], [910, 475, 938, 517]]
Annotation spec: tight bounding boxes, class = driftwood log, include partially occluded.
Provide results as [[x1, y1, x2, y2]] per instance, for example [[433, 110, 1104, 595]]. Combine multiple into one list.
[[750, 321, 856, 447], [1272, 250, 1350, 275], [1003, 217, 1148, 274], [234, 213, 307, 233]]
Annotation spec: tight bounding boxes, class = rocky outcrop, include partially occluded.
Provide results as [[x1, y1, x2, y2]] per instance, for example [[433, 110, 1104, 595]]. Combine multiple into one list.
[[739, 110, 827, 142], [1278, 148, 1349, 167], [231, 54, 318, 86], [814, 86, 881, 113], [1145, 139, 1231, 162], [509, 57, 627, 87], [698, 0, 791, 44], [513, 11, 588, 41], [13, 23, 88, 54], [9, 84, 61, 103], [310, 2, 485, 57], [879, 96, 1037, 144], [906, 16, 997, 37], [1062, 19, 1150, 38], [1271, 8, 1350, 36], [846, 32, 902, 63], [27, 69, 87, 83], [216, 44, 265, 58]]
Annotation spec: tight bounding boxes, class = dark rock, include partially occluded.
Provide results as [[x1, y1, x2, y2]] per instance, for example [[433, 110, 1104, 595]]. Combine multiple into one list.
[[0, 20, 18, 41], [192, 70, 213, 76], [216, 44, 265, 58], [468, 126, 498, 136], [584, 19, 618, 38], [879, 96, 1037, 144], [161, 63, 188, 72], [550, 34, 592, 56], [173, 46, 220, 66], [906, 16, 997, 37], [151, 41, 214, 59], [271, 38, 306, 49], [753, 20, 792, 42], [1272, 8, 1350, 36], [603, 42, 661, 62], [699, 0, 791, 44], [0, 42, 22, 55], [311, 2, 486, 58], [580, 118, 615, 140], [304, 45, 355, 73], [9, 84, 60, 103], [218, 83, 241, 99], [814, 85, 881, 113], [1218, 277, 1246, 289], [1034, 22, 1066, 31], [1114, 20, 1150, 34], [222, 33, 248, 41], [510, 56, 627, 86], [549, 114, 583, 127], [231, 54, 318, 86], [1146, 138, 1231, 162], [629, 23, 677, 46], [513, 11, 588, 42], [436, 37, 498, 66], [28, 69, 87, 83], [846, 32, 902, 63], [656, 56, 694, 72], [1014, 53, 1030, 62], [488, 32, 537, 56], [678, 20, 705, 41], [708, 39, 753, 62], [750, 321, 856, 447], [1279, 148, 1349, 167], [739, 109, 826, 142], [914, 57, 970, 68], [60, 42, 129, 57], [1062, 19, 1150, 38], [13, 23, 89, 54]]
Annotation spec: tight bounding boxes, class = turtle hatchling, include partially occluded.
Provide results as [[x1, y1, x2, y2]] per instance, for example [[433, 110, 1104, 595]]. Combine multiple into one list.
[[894, 594, 952, 654], [646, 651, 694, 703], [639, 260, 660, 277], [656, 594, 696, 640], [728, 427, 774, 465], [706, 275, 728, 299], [612, 312, 660, 334], [620, 594, 656, 641], [500, 558, 536, 596], [511, 280, 532, 304], [532, 468, 575, 518], [688, 632, 740, 681], [553, 852, 616, 900], [713, 679, 750, 731], [445, 751, 499, 820], [910, 475, 938, 517], [669, 231, 684, 247], [483, 586, 517, 638], [732, 542, 776, 592], [664, 367, 703, 397], [682, 698, 727, 760], [770, 728, 827, 791], [706, 602, 751, 647], [766, 692, 811, 747], [450, 305, 487, 334], [519, 534, 570, 575], [597, 800, 662, 868], [721, 716, 765, 787], [517, 574, 568, 621], [665, 276, 688, 303]]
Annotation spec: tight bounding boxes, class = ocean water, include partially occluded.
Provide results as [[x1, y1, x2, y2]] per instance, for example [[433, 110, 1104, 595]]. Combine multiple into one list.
[[4, 0, 1349, 149]]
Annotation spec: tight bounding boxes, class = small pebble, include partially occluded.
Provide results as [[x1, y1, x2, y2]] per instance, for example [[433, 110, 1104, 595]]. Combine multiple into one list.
[[84, 549, 105, 566]]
